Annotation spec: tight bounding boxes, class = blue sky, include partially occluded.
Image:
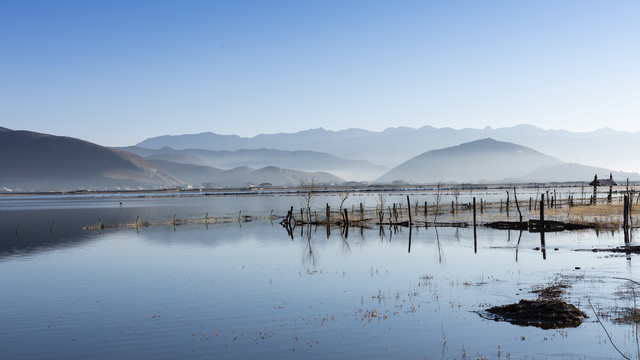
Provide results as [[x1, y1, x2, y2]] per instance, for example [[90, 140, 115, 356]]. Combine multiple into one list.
[[1, 0, 639, 146]]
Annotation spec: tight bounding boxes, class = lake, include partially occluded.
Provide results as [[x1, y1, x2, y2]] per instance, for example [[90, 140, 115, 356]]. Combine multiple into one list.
[[1, 191, 638, 359]]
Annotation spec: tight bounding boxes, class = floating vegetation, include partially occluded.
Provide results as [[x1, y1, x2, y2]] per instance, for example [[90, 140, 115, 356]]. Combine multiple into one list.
[[480, 283, 587, 329], [531, 283, 569, 300], [590, 245, 640, 254], [82, 213, 268, 230], [485, 299, 587, 330]]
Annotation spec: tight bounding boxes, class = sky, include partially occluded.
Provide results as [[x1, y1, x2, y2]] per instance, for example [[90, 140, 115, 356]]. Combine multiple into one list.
[[1, 0, 639, 147]]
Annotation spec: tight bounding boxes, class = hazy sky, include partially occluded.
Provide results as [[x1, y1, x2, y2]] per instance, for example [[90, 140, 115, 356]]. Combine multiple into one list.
[[1, 0, 639, 146]]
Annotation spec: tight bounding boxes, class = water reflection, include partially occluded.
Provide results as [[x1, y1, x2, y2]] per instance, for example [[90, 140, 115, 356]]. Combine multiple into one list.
[[302, 225, 317, 267], [1, 215, 637, 358], [516, 230, 523, 262]]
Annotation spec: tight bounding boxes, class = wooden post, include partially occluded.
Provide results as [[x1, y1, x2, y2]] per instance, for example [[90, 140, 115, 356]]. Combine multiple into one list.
[[424, 201, 427, 218], [407, 195, 412, 226], [326, 203, 330, 225], [393, 203, 397, 222], [529, 197, 532, 211], [540, 194, 546, 259], [624, 195, 629, 243], [540, 194, 545, 233], [506, 191, 510, 218], [608, 173, 614, 203], [451, 200, 455, 214], [408, 225, 412, 253], [630, 194, 634, 243], [343, 208, 349, 227], [473, 197, 477, 230], [513, 186, 523, 223], [360, 202, 364, 222], [480, 199, 483, 214]]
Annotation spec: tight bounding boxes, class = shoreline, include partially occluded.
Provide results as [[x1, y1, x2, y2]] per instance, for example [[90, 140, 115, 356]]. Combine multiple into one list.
[[0, 181, 633, 198]]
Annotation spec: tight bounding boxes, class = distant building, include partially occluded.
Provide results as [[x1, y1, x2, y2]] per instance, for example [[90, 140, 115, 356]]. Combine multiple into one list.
[[588, 173, 617, 187], [589, 173, 617, 204]]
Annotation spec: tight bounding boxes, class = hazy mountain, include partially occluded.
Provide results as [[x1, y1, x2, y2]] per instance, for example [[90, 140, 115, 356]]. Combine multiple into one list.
[[149, 160, 343, 188], [136, 125, 640, 174], [0, 128, 183, 191], [136, 127, 380, 153], [147, 160, 225, 185], [377, 138, 565, 183], [519, 163, 640, 183], [146, 153, 210, 166], [236, 166, 343, 188], [120, 146, 387, 181]]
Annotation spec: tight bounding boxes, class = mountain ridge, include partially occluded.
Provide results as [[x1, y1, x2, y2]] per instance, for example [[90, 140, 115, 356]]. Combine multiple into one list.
[[135, 125, 640, 173], [120, 146, 388, 181], [0, 129, 183, 191], [377, 138, 566, 183]]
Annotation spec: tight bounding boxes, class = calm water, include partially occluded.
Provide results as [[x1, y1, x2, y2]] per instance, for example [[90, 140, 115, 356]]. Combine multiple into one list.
[[1, 193, 639, 359]]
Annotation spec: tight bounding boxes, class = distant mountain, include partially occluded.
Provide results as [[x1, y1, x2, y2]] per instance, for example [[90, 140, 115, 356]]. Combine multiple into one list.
[[136, 127, 379, 153], [377, 138, 565, 183], [147, 159, 343, 188], [146, 153, 210, 167], [135, 125, 640, 174], [519, 163, 640, 183], [120, 146, 387, 181], [0, 129, 183, 191], [231, 166, 343, 188], [147, 160, 224, 186], [148, 159, 343, 188]]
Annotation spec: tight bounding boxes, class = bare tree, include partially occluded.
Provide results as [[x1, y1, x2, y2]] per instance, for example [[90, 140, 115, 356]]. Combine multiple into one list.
[[377, 193, 387, 210], [452, 186, 460, 210], [376, 193, 387, 224], [434, 183, 443, 223], [338, 188, 351, 213], [299, 177, 317, 223]]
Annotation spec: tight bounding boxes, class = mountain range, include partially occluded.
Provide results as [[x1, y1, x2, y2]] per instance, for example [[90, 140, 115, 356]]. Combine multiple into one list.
[[0, 127, 344, 191], [377, 138, 639, 183], [137, 125, 640, 174], [3, 124, 640, 192], [120, 146, 387, 181], [147, 160, 343, 188]]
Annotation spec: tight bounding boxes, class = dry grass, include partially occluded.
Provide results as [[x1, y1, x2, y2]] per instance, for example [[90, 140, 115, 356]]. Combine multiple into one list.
[[544, 203, 637, 228]]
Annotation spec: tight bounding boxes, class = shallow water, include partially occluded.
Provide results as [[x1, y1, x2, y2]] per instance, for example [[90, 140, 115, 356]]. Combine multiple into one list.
[[1, 193, 639, 359]]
